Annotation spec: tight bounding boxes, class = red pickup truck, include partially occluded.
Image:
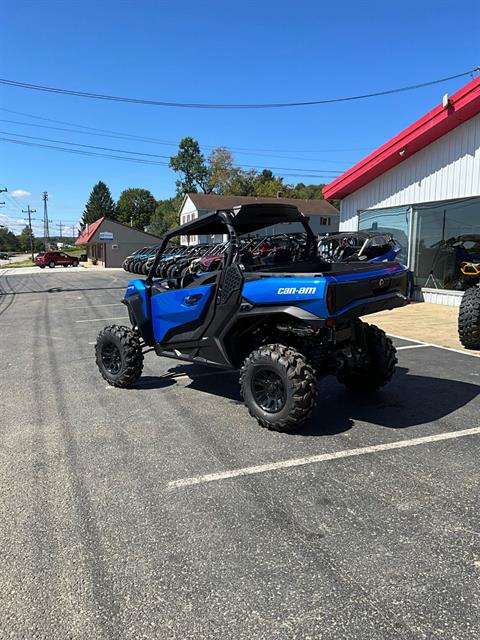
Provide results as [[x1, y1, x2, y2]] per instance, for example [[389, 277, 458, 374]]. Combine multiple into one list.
[[35, 251, 79, 268]]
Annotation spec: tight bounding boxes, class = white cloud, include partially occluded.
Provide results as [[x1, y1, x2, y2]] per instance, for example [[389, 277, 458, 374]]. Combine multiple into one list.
[[10, 189, 31, 199]]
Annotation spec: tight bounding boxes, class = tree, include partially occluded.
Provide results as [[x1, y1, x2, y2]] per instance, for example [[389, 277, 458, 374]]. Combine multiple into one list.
[[19, 225, 34, 253], [81, 181, 116, 228], [149, 196, 182, 237], [169, 137, 210, 195], [116, 188, 157, 230], [207, 147, 242, 194], [0, 227, 19, 252]]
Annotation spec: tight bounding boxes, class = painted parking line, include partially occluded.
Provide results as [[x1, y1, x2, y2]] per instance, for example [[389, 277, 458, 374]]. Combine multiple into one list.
[[396, 344, 431, 351], [168, 426, 480, 489], [75, 316, 128, 323], [388, 333, 480, 358]]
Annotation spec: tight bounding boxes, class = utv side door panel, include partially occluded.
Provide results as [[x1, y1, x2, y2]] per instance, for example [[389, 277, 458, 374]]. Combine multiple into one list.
[[151, 284, 215, 343]]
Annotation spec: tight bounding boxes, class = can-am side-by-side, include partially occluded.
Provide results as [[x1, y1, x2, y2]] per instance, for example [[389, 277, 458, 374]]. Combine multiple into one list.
[[95, 203, 410, 432]]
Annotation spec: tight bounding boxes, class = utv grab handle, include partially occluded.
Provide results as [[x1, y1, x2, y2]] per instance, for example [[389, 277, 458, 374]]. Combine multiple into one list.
[[183, 294, 203, 306]]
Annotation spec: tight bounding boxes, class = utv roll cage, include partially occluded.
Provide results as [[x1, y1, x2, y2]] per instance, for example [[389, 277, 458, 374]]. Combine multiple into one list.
[[145, 203, 315, 285]]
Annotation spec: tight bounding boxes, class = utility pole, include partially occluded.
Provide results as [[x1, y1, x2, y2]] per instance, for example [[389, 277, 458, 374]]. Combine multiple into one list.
[[56, 221, 63, 243], [42, 192, 50, 250], [21, 205, 36, 263]]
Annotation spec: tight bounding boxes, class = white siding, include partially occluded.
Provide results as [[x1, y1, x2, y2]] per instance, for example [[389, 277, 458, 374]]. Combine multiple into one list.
[[340, 113, 480, 231], [179, 196, 199, 245], [414, 288, 464, 307]]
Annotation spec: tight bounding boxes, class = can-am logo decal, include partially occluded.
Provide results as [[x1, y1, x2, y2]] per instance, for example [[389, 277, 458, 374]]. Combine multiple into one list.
[[277, 287, 317, 295]]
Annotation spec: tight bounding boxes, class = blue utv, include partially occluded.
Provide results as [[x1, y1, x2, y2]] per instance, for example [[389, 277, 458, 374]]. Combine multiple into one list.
[[95, 204, 410, 432]]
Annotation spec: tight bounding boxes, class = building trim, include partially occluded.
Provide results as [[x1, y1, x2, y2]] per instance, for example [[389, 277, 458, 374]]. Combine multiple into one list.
[[323, 76, 480, 200]]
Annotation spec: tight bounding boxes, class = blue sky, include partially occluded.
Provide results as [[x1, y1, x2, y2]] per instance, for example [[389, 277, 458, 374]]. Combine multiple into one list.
[[1, 0, 479, 235]]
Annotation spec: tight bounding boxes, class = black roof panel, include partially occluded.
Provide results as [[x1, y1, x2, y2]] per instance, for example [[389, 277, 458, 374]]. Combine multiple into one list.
[[168, 203, 306, 238]]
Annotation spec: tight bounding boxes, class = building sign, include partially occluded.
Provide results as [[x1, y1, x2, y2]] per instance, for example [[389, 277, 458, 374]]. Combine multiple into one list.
[[99, 231, 114, 241]]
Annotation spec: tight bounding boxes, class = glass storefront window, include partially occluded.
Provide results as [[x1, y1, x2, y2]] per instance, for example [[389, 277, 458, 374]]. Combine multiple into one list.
[[412, 198, 480, 290], [359, 206, 410, 265]]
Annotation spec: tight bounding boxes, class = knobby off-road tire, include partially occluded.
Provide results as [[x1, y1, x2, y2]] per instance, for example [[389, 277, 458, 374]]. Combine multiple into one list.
[[337, 323, 397, 392], [458, 286, 480, 349], [240, 344, 317, 433], [95, 325, 143, 387]]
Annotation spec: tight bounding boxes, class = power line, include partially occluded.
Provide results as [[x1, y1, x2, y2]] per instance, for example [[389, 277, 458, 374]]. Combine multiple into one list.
[[0, 130, 342, 174], [0, 136, 342, 179], [0, 107, 370, 154], [0, 117, 355, 163], [0, 68, 478, 108], [0, 136, 172, 166]]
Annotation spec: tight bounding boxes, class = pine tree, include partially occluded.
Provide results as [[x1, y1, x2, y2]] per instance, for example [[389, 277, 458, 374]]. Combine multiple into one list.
[[81, 181, 116, 228]]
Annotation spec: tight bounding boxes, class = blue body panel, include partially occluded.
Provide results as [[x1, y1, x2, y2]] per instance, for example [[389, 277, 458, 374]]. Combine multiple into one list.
[[125, 279, 149, 315], [124, 261, 407, 343], [150, 284, 215, 342], [243, 263, 407, 319]]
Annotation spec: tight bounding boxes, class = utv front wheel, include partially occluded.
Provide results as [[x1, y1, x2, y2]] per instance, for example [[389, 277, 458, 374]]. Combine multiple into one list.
[[337, 323, 396, 392], [240, 344, 316, 433], [95, 325, 143, 387], [458, 286, 480, 349]]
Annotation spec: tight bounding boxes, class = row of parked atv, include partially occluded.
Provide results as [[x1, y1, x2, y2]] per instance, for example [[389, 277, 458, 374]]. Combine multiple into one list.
[[122, 234, 313, 279], [123, 231, 403, 281]]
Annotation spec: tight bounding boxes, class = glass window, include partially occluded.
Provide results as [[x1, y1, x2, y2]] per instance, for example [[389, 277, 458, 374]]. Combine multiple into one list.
[[359, 206, 410, 265], [412, 198, 480, 290]]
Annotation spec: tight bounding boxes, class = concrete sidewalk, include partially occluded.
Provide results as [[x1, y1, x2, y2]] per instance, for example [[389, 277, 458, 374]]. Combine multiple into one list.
[[369, 302, 480, 355]]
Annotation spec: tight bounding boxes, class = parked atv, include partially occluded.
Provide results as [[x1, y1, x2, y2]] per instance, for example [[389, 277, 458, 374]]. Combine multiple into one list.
[[318, 231, 401, 263], [457, 253, 480, 349], [95, 204, 409, 432]]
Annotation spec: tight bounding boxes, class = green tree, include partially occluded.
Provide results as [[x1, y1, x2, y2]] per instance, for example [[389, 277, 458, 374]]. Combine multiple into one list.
[[0, 227, 20, 252], [149, 196, 182, 236], [169, 137, 210, 195], [81, 181, 116, 228], [19, 225, 34, 253], [116, 188, 157, 230], [207, 147, 243, 194], [249, 170, 287, 197]]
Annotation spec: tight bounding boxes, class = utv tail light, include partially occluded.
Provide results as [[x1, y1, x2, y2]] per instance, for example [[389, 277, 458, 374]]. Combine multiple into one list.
[[326, 285, 335, 313]]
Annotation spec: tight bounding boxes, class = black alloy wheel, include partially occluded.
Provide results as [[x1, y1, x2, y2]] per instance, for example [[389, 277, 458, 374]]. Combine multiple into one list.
[[101, 342, 122, 375], [251, 368, 286, 413]]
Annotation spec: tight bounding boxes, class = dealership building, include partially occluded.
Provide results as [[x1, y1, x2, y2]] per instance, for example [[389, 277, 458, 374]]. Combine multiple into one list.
[[75, 217, 161, 268], [323, 75, 480, 305]]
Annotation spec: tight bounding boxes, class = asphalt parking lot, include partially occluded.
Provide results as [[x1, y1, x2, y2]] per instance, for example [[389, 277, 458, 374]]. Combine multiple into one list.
[[0, 267, 479, 640]]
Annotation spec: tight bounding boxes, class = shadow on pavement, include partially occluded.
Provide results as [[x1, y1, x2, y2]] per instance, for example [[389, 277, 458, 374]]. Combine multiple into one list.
[[0, 286, 126, 296], [132, 365, 479, 437]]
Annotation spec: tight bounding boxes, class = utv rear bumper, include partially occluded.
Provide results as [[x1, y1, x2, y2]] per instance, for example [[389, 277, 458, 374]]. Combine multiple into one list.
[[332, 291, 408, 322]]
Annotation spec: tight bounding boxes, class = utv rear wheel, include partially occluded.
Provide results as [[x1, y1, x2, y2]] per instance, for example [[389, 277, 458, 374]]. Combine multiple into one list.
[[95, 325, 143, 387], [337, 323, 397, 392], [458, 286, 480, 349], [240, 344, 316, 432]]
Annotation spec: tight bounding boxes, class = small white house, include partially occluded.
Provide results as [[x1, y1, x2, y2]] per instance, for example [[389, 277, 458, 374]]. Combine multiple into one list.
[[323, 75, 480, 306], [178, 193, 339, 245]]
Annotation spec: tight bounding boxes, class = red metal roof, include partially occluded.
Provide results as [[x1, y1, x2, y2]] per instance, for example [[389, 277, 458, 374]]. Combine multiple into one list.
[[323, 75, 480, 200], [75, 217, 104, 244]]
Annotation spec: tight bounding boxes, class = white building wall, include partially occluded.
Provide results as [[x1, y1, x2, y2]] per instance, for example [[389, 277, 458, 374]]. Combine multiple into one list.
[[340, 113, 480, 231]]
